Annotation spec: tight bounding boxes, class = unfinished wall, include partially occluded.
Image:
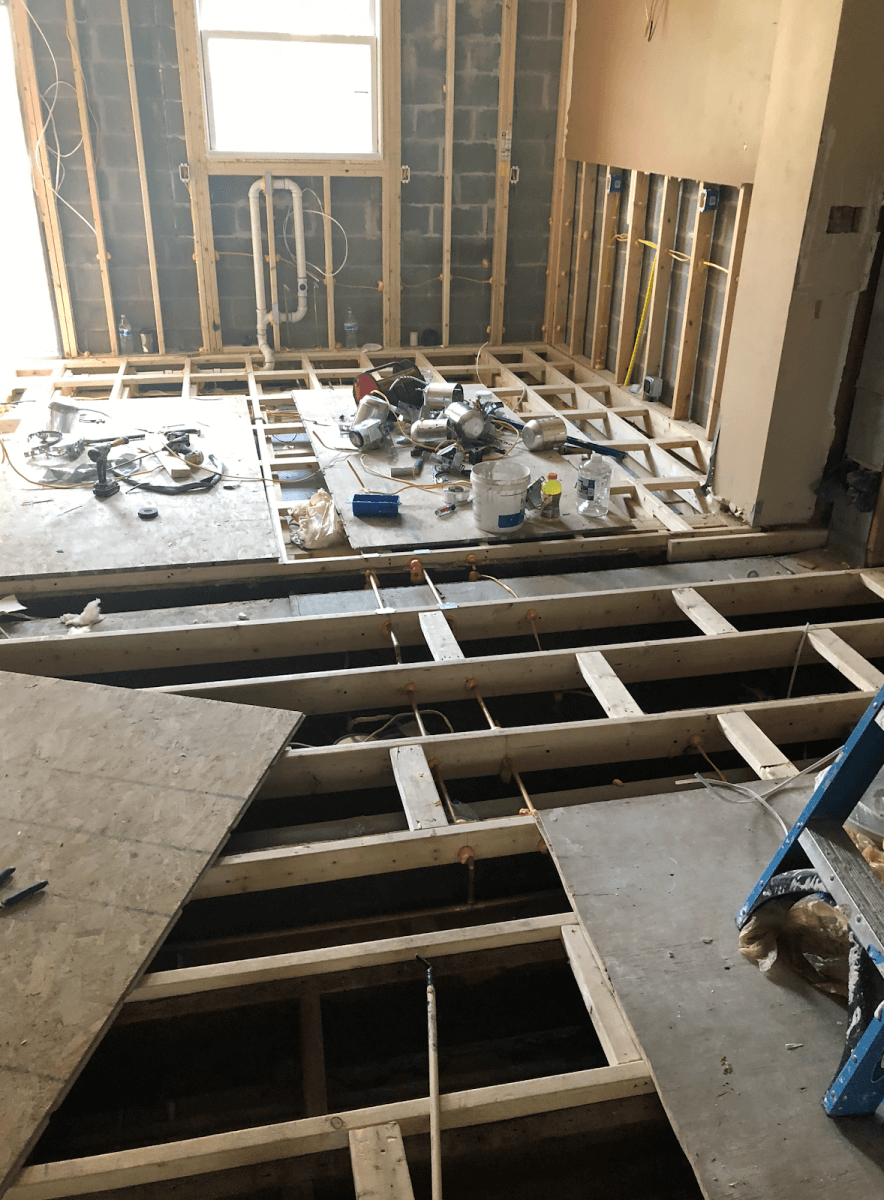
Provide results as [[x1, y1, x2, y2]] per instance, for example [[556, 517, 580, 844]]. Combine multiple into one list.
[[17, 0, 565, 355]]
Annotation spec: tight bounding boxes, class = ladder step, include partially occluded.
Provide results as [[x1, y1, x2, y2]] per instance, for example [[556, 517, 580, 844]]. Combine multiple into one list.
[[800, 819, 884, 968]]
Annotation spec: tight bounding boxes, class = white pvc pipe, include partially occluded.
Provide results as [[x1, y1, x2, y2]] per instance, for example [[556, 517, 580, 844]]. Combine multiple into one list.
[[248, 176, 309, 368]]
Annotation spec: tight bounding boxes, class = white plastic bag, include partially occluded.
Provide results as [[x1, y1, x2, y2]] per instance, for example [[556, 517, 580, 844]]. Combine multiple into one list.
[[288, 489, 345, 549]]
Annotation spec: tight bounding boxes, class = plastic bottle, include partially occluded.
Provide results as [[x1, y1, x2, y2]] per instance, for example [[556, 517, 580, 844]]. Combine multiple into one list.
[[540, 472, 562, 519], [576, 453, 612, 517], [344, 307, 358, 349], [117, 315, 133, 354]]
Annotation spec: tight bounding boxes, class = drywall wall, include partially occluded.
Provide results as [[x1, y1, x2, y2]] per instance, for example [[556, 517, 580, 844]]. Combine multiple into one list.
[[565, 0, 780, 186], [715, 0, 884, 527]]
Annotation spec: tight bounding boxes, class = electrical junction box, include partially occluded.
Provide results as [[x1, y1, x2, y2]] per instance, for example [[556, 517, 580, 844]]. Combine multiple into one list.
[[643, 375, 663, 400]]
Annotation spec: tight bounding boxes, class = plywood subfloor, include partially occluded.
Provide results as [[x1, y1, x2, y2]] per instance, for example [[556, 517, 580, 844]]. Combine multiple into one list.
[[0, 397, 279, 581], [0, 671, 299, 1197], [298, 388, 634, 550], [540, 786, 884, 1200]]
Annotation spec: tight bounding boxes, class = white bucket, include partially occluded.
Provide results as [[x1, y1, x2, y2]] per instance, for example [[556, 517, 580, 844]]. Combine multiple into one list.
[[471, 459, 531, 532]]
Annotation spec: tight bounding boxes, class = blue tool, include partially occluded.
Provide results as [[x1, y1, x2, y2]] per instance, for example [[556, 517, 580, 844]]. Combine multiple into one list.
[[737, 682, 884, 1115], [352, 493, 400, 518]]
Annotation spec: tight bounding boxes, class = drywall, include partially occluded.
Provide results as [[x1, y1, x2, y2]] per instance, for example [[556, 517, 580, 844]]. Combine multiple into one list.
[[565, 0, 779, 186]]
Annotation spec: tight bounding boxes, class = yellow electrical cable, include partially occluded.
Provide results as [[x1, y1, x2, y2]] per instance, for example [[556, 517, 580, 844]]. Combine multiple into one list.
[[623, 250, 658, 387]]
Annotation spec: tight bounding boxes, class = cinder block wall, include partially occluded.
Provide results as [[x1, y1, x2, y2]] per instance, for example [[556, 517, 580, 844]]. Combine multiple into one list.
[[22, 0, 564, 354]]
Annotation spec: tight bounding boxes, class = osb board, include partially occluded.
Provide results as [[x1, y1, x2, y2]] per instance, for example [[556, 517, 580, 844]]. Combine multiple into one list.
[[0, 397, 279, 581], [566, 0, 779, 185], [0, 671, 299, 1197], [540, 786, 884, 1199], [298, 388, 634, 551]]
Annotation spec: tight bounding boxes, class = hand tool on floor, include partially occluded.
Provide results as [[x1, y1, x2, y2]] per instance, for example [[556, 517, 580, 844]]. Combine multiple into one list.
[[416, 955, 442, 1200], [0, 869, 48, 909], [738, 681, 884, 1115]]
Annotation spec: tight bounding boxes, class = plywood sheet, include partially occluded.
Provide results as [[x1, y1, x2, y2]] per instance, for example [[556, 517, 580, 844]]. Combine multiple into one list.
[[540, 786, 884, 1199], [299, 388, 634, 550], [566, 0, 780, 185], [0, 672, 299, 1196], [0, 396, 279, 580]]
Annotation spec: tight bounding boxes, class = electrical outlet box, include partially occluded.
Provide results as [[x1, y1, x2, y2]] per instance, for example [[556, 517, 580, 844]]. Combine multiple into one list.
[[643, 375, 663, 400]]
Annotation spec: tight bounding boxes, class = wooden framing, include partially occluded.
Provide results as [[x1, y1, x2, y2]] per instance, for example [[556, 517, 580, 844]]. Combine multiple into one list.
[[670, 185, 716, 421], [120, 0, 165, 354], [642, 176, 680, 382], [63, 0, 118, 355], [441, 0, 456, 346], [543, 0, 578, 344], [704, 182, 752, 437], [380, 0, 401, 347], [566, 164, 597, 354], [322, 176, 336, 349], [613, 171, 650, 384], [8, 0, 77, 356], [588, 172, 621, 369], [489, 0, 519, 343]]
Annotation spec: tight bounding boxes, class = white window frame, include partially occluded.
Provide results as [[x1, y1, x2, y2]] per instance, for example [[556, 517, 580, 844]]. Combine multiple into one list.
[[198, 3, 383, 162]]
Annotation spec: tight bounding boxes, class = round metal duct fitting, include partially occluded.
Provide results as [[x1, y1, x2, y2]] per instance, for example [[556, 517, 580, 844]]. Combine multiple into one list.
[[445, 400, 486, 441], [521, 416, 567, 452], [348, 417, 387, 450]]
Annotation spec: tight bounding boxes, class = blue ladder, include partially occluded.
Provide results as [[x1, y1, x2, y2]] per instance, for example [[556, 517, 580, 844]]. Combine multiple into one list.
[[738, 683, 884, 1115]]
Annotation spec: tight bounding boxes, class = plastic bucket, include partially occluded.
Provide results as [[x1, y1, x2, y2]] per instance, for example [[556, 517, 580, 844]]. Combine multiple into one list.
[[471, 459, 531, 532]]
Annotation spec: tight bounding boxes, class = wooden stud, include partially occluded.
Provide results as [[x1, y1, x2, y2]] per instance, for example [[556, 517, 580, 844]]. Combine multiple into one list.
[[489, 0, 519, 343], [300, 988, 328, 1117], [576, 651, 643, 718], [6, 1062, 653, 1200], [418, 610, 464, 661], [567, 164, 597, 355], [120, 0, 165, 353], [264, 174, 282, 356], [589, 170, 622, 369], [642, 177, 680, 383], [543, 0, 578, 344], [613, 172, 650, 384], [808, 628, 884, 692], [323, 177, 336, 350], [717, 711, 799, 780], [671, 185, 716, 420], [63, 0, 118, 354], [671, 587, 738, 635], [172, 0, 222, 351], [9, 0, 78, 355], [128, 914, 568, 1002], [381, 0, 401, 347], [559, 924, 642, 1065], [441, 0, 456, 346], [705, 183, 751, 438], [350, 1123, 415, 1200], [390, 744, 448, 830]]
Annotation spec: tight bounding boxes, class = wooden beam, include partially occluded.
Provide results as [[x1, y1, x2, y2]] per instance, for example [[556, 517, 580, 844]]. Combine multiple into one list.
[[489, 0, 518, 343], [195, 816, 543, 898], [264, 174, 282, 356], [704, 183, 751, 437], [6, 1063, 653, 1200], [613, 172, 650, 384], [350, 1124, 415, 1200], [172, 0, 222, 351], [861, 569, 884, 602], [807, 628, 884, 692], [642, 177, 680, 382], [671, 587, 738, 635], [381, 0, 401, 347], [418, 610, 464, 661], [566, 163, 597, 356], [560, 923, 642, 1066], [120, 0, 165, 353], [542, 0, 577, 345], [259, 692, 863, 801], [9, 0, 77, 355], [323, 176, 336, 349], [391, 744, 448, 830], [300, 988, 328, 1117], [64, 0, 118, 354], [589, 171, 621, 369], [127, 915, 568, 1002], [440, 0, 456, 346], [576, 651, 643, 718], [717, 710, 799, 780], [671, 186, 716, 420]]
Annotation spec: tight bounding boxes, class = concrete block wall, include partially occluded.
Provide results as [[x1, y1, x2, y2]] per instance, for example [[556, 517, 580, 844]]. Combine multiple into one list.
[[21, 0, 564, 354]]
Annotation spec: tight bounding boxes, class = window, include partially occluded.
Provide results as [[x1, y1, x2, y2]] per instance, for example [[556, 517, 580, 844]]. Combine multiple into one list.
[[198, 0, 380, 157]]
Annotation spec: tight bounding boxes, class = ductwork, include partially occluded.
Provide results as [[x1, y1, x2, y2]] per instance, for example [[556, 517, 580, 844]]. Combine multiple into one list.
[[248, 177, 308, 369]]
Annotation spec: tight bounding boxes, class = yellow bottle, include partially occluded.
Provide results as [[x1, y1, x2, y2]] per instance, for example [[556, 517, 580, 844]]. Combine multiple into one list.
[[540, 472, 562, 519]]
